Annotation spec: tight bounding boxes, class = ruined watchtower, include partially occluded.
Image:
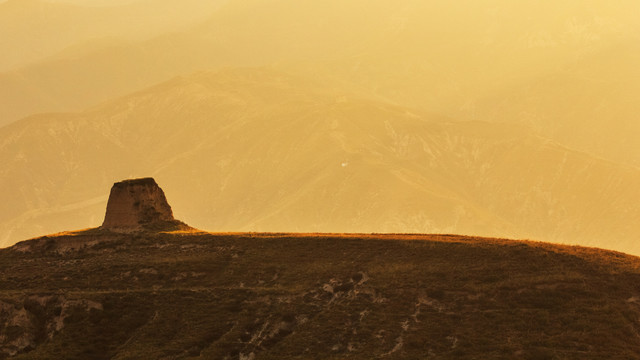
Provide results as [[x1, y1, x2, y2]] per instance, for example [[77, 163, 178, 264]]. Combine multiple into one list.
[[101, 178, 176, 231]]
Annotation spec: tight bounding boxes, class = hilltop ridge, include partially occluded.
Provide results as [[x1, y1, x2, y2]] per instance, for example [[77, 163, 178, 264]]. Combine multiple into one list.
[[3, 178, 640, 358]]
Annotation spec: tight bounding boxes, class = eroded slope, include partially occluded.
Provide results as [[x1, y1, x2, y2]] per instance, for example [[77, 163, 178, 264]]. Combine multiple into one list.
[[2, 232, 640, 359]]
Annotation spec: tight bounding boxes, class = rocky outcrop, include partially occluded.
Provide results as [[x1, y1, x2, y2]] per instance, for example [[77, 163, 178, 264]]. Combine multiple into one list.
[[0, 296, 102, 358], [101, 178, 183, 232]]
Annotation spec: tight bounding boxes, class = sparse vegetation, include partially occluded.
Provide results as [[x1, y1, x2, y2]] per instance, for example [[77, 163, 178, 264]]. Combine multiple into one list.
[[2, 232, 640, 359]]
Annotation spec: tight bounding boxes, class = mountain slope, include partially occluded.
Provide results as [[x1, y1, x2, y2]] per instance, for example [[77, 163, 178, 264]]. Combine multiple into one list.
[[461, 42, 640, 167], [2, 0, 639, 168], [0, 68, 638, 254], [2, 231, 640, 359]]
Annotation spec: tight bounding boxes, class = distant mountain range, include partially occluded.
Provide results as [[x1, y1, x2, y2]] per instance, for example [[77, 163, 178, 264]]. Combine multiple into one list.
[[1, 68, 638, 254], [1, 0, 638, 167]]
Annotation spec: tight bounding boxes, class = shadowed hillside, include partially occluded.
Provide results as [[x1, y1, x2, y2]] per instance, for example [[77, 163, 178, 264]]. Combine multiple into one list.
[[2, 231, 640, 359]]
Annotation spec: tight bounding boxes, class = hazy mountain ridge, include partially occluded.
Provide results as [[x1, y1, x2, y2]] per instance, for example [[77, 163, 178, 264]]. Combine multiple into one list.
[[0, 0, 226, 72], [2, 0, 639, 167], [1, 68, 638, 254], [0, 32, 214, 126], [456, 42, 640, 167]]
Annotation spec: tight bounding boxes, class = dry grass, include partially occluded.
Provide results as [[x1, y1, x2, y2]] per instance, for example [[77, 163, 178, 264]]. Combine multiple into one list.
[[2, 232, 640, 359]]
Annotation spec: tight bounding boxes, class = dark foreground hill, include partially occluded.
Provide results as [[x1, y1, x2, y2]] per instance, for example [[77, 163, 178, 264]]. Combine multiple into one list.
[[2, 231, 640, 359]]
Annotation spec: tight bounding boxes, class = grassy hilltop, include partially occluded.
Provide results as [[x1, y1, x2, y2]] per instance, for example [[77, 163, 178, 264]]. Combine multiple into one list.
[[2, 231, 640, 359]]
